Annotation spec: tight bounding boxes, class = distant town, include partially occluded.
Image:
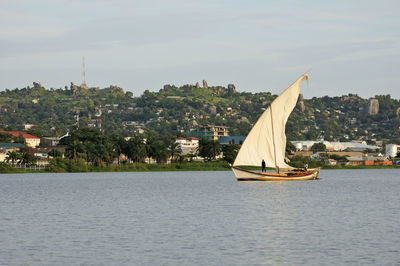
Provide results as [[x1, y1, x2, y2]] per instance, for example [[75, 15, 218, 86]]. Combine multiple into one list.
[[0, 81, 399, 172]]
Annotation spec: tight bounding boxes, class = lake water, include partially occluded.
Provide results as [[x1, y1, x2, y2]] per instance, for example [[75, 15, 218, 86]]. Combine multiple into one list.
[[1, 170, 399, 265]]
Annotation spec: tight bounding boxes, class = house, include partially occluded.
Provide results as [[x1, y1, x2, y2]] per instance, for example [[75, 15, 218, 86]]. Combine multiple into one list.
[[41, 137, 62, 146], [176, 137, 199, 155], [0, 131, 40, 148], [346, 155, 392, 166], [324, 158, 337, 166], [187, 125, 229, 141], [0, 143, 26, 162]]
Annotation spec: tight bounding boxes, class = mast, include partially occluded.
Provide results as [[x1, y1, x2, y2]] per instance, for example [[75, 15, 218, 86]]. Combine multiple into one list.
[[233, 73, 308, 169], [270, 104, 278, 172], [82, 56, 87, 87]]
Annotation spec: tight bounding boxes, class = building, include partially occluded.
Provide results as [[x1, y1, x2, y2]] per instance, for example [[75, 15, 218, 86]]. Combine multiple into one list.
[[346, 155, 392, 166], [0, 131, 40, 148], [176, 137, 199, 155], [41, 137, 62, 147], [187, 125, 229, 141], [385, 144, 398, 158], [218, 136, 245, 145], [24, 124, 35, 130], [186, 130, 213, 140], [0, 143, 26, 162], [291, 140, 379, 152]]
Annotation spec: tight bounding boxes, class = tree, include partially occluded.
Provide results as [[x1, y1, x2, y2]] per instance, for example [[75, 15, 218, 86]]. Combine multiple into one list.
[[65, 140, 85, 161], [112, 135, 126, 164], [286, 141, 296, 156], [0, 132, 12, 142], [18, 150, 37, 166], [152, 140, 168, 164], [210, 140, 222, 160], [48, 149, 63, 158], [311, 142, 326, 153], [222, 144, 240, 164], [5, 151, 20, 165], [198, 139, 222, 161], [27, 128, 43, 138], [145, 136, 155, 164], [168, 140, 182, 163], [13, 133, 25, 144], [198, 138, 212, 161], [63, 128, 114, 166], [124, 136, 146, 163]]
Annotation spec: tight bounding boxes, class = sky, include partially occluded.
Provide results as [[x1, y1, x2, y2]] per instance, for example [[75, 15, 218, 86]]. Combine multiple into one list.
[[1, 0, 399, 98]]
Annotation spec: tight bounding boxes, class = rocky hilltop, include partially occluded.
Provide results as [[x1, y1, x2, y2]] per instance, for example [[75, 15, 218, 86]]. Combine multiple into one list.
[[0, 82, 399, 143]]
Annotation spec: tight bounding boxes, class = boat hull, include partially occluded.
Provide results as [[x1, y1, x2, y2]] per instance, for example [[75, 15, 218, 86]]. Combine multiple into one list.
[[232, 166, 320, 181]]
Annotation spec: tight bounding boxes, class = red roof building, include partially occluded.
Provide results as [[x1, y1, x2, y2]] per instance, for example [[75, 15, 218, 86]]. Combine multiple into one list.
[[0, 131, 41, 147]]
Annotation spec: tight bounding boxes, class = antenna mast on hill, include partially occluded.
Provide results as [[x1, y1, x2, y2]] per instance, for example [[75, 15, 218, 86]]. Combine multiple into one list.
[[82, 56, 87, 87]]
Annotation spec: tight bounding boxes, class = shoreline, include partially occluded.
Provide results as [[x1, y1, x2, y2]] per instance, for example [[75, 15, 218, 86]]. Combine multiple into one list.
[[1, 163, 399, 174]]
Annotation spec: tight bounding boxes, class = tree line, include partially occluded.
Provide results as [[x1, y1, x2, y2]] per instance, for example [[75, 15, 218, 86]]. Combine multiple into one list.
[[54, 127, 239, 166]]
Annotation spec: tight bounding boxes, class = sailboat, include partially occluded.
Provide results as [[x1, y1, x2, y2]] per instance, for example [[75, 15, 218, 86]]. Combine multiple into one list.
[[232, 73, 320, 181]]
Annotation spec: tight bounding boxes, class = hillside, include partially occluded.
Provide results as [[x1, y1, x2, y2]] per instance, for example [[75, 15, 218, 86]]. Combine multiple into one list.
[[1, 82, 400, 143]]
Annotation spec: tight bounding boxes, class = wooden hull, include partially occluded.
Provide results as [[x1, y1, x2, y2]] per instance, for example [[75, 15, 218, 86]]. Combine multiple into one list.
[[232, 166, 320, 181]]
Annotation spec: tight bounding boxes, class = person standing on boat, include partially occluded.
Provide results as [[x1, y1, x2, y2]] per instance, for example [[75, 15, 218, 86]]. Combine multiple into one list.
[[261, 159, 266, 172]]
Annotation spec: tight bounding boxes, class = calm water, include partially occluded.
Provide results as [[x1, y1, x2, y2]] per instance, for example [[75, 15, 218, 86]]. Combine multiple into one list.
[[1, 170, 399, 265]]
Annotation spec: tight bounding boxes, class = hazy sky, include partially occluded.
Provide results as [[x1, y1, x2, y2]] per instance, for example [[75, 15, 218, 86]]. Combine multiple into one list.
[[1, 0, 399, 98]]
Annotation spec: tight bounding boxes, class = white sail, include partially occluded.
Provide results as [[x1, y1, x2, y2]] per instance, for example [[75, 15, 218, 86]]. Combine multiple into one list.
[[233, 73, 309, 169]]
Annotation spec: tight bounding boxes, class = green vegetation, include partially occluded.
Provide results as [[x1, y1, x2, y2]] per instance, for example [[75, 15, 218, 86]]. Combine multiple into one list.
[[1, 84, 399, 143], [1, 160, 230, 173], [311, 142, 327, 153], [1, 82, 400, 174]]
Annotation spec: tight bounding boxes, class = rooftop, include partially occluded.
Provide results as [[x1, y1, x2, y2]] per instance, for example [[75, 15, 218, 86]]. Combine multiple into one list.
[[0, 142, 26, 148], [0, 131, 40, 139]]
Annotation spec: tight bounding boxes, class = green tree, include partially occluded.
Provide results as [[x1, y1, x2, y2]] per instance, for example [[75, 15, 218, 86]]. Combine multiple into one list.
[[221, 144, 240, 164], [210, 140, 222, 160], [112, 135, 126, 164], [144, 137, 156, 164], [0, 132, 13, 142], [152, 140, 168, 164], [311, 142, 326, 153], [13, 133, 25, 144], [124, 136, 146, 163], [48, 149, 63, 158], [168, 140, 182, 163], [65, 140, 84, 161], [286, 141, 296, 156], [5, 151, 20, 165], [198, 139, 222, 161], [18, 150, 37, 166]]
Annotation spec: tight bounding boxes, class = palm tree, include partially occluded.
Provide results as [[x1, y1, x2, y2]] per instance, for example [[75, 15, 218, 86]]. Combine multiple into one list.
[[152, 141, 168, 164], [210, 140, 222, 160], [124, 136, 146, 163], [145, 137, 155, 164], [5, 151, 20, 165], [18, 151, 37, 166], [113, 135, 126, 164], [168, 140, 182, 163], [197, 138, 212, 161], [65, 140, 83, 161]]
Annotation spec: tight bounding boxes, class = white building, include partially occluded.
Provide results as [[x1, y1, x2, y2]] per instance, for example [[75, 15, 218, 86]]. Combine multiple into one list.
[[291, 140, 379, 152], [176, 137, 199, 155], [385, 144, 398, 158]]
